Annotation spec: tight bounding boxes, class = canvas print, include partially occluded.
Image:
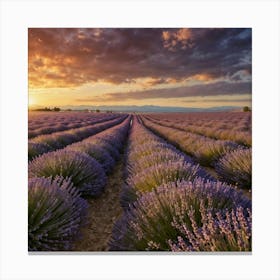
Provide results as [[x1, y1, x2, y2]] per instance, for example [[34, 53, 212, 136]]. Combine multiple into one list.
[[28, 28, 252, 252]]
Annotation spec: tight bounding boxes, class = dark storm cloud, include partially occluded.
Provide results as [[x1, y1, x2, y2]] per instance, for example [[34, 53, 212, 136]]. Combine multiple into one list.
[[29, 28, 252, 92]]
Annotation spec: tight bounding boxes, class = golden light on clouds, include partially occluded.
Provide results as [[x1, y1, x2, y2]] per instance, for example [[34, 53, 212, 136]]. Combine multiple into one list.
[[28, 28, 252, 109]]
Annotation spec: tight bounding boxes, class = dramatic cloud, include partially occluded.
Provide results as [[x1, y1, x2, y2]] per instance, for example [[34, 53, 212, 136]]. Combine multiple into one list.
[[75, 81, 251, 103], [29, 28, 252, 90], [162, 28, 194, 51]]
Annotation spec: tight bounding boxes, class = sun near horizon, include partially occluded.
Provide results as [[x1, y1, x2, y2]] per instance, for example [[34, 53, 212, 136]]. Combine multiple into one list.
[[28, 28, 252, 110]]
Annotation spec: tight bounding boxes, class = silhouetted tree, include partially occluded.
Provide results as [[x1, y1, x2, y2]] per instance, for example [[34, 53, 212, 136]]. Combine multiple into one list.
[[243, 106, 251, 112]]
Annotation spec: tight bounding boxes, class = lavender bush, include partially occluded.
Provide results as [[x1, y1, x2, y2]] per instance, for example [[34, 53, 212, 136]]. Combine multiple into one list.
[[128, 142, 178, 163], [111, 178, 251, 251], [127, 161, 200, 194], [215, 148, 252, 189], [194, 140, 238, 166], [67, 142, 115, 174], [90, 138, 121, 159], [127, 149, 189, 175], [29, 150, 107, 197], [31, 132, 79, 150], [28, 142, 52, 161], [28, 177, 88, 251]]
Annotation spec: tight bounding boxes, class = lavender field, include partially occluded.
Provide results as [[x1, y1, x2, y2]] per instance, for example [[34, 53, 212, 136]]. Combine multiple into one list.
[[28, 111, 252, 252]]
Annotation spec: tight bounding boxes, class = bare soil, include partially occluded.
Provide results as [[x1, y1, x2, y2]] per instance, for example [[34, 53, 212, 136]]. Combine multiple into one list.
[[73, 158, 125, 251]]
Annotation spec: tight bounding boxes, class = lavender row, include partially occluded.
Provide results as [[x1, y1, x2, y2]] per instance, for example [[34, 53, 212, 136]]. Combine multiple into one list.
[[146, 115, 251, 147], [120, 116, 210, 208], [28, 118, 131, 251], [65, 117, 132, 175], [147, 112, 251, 132], [110, 118, 251, 251], [29, 111, 106, 135], [29, 112, 120, 138], [29, 111, 113, 128], [141, 116, 239, 166], [141, 116, 252, 189], [28, 115, 127, 161], [29, 117, 131, 198]]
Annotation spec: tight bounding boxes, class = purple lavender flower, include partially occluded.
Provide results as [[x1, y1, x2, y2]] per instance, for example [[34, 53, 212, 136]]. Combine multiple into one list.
[[29, 116, 127, 155], [82, 117, 131, 160], [87, 138, 120, 160], [215, 148, 252, 189], [31, 132, 78, 150], [28, 176, 88, 251], [194, 140, 239, 166], [168, 207, 251, 251], [111, 178, 251, 251], [144, 114, 252, 147], [127, 161, 200, 194], [28, 142, 52, 161], [29, 150, 107, 197], [141, 117, 241, 167], [127, 149, 188, 175], [67, 142, 115, 174]]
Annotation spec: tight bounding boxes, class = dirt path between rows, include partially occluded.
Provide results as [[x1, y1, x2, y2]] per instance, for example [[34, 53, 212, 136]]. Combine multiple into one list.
[[73, 157, 125, 251]]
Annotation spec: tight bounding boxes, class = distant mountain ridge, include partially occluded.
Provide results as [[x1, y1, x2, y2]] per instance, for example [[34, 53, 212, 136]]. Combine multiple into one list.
[[56, 105, 243, 112]]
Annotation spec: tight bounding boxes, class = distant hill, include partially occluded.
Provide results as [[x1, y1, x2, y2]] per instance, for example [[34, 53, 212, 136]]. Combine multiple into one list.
[[58, 105, 243, 113]]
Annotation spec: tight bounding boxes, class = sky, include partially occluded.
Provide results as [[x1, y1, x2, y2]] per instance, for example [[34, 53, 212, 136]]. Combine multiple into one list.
[[28, 28, 252, 109]]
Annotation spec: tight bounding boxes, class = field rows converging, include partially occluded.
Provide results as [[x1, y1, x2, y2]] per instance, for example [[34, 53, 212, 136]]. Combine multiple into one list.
[[28, 112, 121, 138], [28, 114, 128, 160], [144, 114, 252, 147], [28, 111, 252, 252], [27, 28, 253, 254], [110, 116, 251, 251], [146, 112, 251, 132], [28, 114, 131, 251], [140, 116, 252, 190]]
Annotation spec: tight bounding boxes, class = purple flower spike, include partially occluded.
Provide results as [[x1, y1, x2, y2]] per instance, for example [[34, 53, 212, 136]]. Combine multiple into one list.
[[111, 178, 251, 251]]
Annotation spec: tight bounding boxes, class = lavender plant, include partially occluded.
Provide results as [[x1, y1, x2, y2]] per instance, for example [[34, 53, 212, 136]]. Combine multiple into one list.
[[215, 148, 252, 189], [127, 142, 176, 163], [194, 140, 238, 166], [168, 207, 251, 251], [28, 142, 52, 161], [127, 161, 200, 194], [28, 177, 88, 251], [29, 150, 107, 197], [87, 138, 120, 160], [31, 132, 78, 150], [111, 178, 251, 251], [127, 149, 189, 175], [67, 142, 115, 174]]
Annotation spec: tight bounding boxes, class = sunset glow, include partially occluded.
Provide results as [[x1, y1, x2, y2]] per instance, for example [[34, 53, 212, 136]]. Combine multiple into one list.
[[28, 28, 252, 110]]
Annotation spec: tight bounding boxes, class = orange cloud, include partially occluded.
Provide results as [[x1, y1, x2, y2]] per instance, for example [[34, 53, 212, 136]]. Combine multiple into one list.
[[28, 28, 251, 92], [176, 28, 192, 41], [189, 74, 216, 82], [162, 28, 194, 51]]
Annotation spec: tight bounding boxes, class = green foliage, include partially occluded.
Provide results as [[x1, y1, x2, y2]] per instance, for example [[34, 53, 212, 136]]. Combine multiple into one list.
[[243, 106, 251, 112]]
